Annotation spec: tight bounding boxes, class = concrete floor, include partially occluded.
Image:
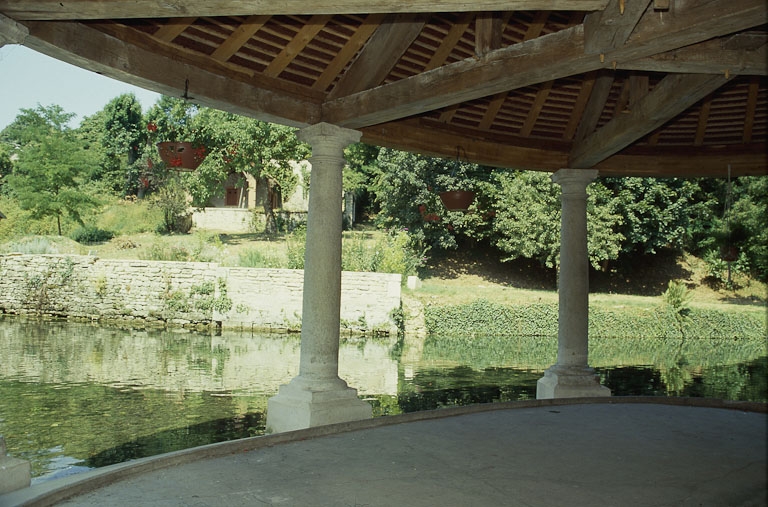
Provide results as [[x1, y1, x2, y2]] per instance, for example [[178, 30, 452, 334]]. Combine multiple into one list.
[[1, 398, 765, 507]]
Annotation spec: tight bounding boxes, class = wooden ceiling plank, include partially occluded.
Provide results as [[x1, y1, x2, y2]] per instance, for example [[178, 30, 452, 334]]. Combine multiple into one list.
[[569, 73, 733, 168], [694, 95, 713, 146], [521, 81, 553, 136], [564, 71, 597, 140], [324, 0, 765, 129], [424, 12, 474, 72], [742, 77, 760, 143], [263, 14, 332, 78], [211, 14, 270, 62], [21, 20, 320, 127], [523, 11, 549, 41], [153, 17, 196, 42], [0, 1, 610, 20], [479, 92, 508, 130], [312, 13, 386, 92], [327, 13, 426, 99]]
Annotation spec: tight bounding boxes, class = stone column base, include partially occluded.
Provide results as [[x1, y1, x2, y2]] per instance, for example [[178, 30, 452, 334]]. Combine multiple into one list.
[[0, 437, 30, 494], [536, 366, 611, 399], [266, 377, 372, 433]]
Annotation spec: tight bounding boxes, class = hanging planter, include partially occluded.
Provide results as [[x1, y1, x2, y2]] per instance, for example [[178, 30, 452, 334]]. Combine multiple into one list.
[[439, 190, 476, 211], [156, 141, 207, 171]]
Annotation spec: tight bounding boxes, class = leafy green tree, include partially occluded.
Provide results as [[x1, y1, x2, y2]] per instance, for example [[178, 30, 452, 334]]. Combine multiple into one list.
[[602, 177, 698, 255], [490, 171, 623, 269], [94, 93, 146, 194], [0, 144, 12, 193], [729, 176, 768, 281], [3, 105, 99, 235], [374, 148, 470, 254]]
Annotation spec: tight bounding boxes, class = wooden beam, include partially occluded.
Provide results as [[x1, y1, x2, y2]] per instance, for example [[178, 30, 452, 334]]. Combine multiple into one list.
[[475, 12, 503, 57], [620, 39, 768, 76], [323, 0, 766, 129], [694, 95, 713, 146], [21, 20, 320, 127], [574, 71, 614, 142], [0, 13, 28, 46], [359, 118, 767, 176], [569, 73, 732, 168], [0, 0, 610, 20], [312, 13, 386, 92], [152, 17, 196, 43], [583, 0, 650, 54], [327, 13, 426, 99], [743, 77, 760, 143]]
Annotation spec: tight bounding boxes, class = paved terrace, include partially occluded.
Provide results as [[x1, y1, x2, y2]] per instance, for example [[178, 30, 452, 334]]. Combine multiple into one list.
[[1, 397, 765, 507]]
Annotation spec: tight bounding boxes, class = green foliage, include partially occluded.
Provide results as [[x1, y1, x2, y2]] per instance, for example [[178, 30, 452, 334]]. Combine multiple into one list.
[[3, 105, 100, 235], [341, 230, 425, 277], [149, 176, 191, 233], [425, 299, 766, 341], [285, 226, 306, 269], [1, 236, 58, 254], [70, 225, 115, 244], [490, 171, 623, 269], [97, 198, 164, 234], [93, 93, 145, 194], [663, 280, 691, 314], [237, 248, 283, 268]]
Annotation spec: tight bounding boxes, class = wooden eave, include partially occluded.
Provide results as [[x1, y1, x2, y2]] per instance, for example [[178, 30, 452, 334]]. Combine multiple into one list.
[[1, 0, 766, 177]]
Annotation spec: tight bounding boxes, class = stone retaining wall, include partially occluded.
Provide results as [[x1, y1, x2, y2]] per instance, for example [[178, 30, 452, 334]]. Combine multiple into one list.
[[0, 254, 401, 333]]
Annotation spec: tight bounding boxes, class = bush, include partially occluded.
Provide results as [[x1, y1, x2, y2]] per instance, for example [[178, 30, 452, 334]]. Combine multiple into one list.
[[238, 248, 282, 268], [70, 225, 115, 244], [1, 236, 58, 254]]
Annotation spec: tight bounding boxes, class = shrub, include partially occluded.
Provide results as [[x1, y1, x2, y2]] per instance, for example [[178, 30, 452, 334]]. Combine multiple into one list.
[[1, 236, 58, 254], [70, 225, 115, 244]]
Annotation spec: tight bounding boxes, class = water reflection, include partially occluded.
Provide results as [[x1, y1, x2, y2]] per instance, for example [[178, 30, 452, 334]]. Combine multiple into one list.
[[0, 318, 765, 483]]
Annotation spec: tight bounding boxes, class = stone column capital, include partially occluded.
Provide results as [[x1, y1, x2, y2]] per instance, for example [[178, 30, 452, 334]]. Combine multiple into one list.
[[550, 168, 599, 195], [0, 14, 29, 47], [297, 123, 361, 155]]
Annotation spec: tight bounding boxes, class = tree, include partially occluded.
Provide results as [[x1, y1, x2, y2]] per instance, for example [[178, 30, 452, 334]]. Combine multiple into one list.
[[490, 171, 623, 269], [602, 177, 698, 255], [3, 105, 99, 235], [94, 93, 146, 195]]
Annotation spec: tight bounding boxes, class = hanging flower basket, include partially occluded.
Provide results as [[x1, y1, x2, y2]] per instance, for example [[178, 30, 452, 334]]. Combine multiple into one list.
[[439, 190, 475, 211], [156, 141, 207, 171]]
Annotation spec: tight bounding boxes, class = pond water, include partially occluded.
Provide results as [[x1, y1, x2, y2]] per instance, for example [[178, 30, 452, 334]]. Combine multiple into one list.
[[0, 318, 765, 483]]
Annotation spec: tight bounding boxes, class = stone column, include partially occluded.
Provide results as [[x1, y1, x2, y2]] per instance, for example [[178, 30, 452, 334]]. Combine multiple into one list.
[[0, 14, 29, 47], [537, 169, 611, 399], [266, 123, 372, 433]]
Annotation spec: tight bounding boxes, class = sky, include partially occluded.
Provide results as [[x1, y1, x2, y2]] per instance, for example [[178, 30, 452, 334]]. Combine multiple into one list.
[[0, 44, 161, 131]]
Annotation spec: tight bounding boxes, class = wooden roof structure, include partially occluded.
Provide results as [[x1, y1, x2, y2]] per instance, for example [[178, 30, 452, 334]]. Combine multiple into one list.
[[1, 0, 766, 178]]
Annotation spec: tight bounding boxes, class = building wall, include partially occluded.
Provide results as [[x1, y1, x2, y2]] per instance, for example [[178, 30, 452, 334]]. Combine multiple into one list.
[[0, 254, 401, 334]]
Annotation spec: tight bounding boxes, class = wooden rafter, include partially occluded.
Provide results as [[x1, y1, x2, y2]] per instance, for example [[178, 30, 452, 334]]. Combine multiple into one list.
[[695, 95, 713, 146], [742, 77, 760, 143], [153, 17, 196, 43], [0, 0, 610, 20], [327, 13, 426, 99], [423, 12, 473, 71], [620, 38, 767, 76], [312, 13, 386, 92], [323, 0, 765, 129], [569, 73, 732, 168]]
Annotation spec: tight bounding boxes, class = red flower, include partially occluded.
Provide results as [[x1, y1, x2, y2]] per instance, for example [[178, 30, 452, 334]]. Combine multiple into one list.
[[170, 156, 183, 167], [147, 122, 158, 132]]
